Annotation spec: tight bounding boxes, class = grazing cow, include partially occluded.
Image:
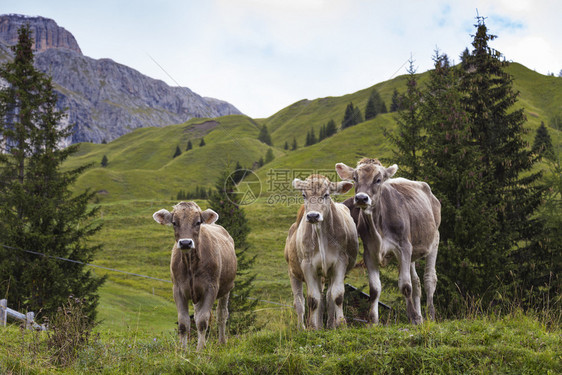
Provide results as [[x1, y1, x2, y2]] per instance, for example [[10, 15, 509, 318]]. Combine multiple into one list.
[[284, 174, 358, 329], [153, 201, 237, 350], [336, 159, 441, 325]]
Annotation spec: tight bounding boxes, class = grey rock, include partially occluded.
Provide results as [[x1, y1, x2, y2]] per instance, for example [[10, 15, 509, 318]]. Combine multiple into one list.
[[0, 14, 243, 145]]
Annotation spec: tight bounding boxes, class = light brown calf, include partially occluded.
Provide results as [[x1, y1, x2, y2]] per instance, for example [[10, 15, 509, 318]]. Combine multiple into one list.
[[336, 159, 441, 325], [153, 201, 237, 350], [284, 174, 358, 329]]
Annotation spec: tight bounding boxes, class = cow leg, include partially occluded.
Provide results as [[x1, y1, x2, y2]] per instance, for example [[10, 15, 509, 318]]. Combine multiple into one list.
[[424, 246, 438, 321], [410, 262, 423, 321], [326, 280, 335, 328], [328, 261, 347, 328], [398, 243, 422, 325], [194, 290, 216, 351], [173, 284, 190, 349], [216, 292, 230, 344], [363, 246, 382, 324], [303, 263, 323, 329], [289, 272, 306, 330]]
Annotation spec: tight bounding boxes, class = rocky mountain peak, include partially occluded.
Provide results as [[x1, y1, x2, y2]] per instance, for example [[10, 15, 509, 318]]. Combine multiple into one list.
[[0, 14, 242, 145], [0, 14, 82, 54]]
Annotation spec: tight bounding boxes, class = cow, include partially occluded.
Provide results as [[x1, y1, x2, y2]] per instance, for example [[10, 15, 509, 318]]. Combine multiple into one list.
[[152, 201, 237, 350], [284, 174, 358, 329], [335, 158, 441, 325]]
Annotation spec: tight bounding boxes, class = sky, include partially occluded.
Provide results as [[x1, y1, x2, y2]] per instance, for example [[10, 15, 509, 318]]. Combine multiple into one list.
[[3, 0, 561, 118]]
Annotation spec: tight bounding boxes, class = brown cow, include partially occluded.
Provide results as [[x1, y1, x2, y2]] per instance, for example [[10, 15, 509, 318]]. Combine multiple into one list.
[[336, 159, 440, 325], [153, 201, 237, 350], [284, 174, 358, 329]]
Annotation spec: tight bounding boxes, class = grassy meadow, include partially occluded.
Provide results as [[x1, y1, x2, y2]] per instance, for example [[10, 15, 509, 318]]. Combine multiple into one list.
[[1, 63, 561, 374]]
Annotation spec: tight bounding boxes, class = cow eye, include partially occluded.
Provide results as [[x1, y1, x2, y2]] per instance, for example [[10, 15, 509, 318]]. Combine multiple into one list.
[[323, 193, 329, 199], [172, 221, 177, 227], [195, 220, 202, 227], [376, 178, 381, 184]]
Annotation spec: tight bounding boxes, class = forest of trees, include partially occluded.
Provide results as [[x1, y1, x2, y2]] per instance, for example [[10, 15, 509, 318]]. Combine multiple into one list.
[[387, 17, 560, 314]]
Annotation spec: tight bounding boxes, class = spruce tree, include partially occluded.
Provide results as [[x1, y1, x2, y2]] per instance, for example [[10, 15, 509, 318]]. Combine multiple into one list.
[[532, 122, 555, 161], [341, 103, 355, 129], [284, 141, 289, 150], [309, 127, 317, 145], [325, 119, 337, 137], [419, 51, 491, 312], [459, 17, 544, 306], [207, 168, 259, 334], [257, 124, 272, 146], [352, 106, 363, 125], [232, 161, 244, 183], [390, 88, 400, 112], [365, 93, 378, 120], [186, 139, 193, 151], [173, 145, 182, 158], [265, 148, 274, 164], [101, 155, 108, 167], [318, 124, 326, 141], [365, 89, 386, 120], [291, 137, 298, 150], [0, 25, 105, 320], [199, 137, 206, 147], [386, 58, 424, 180]]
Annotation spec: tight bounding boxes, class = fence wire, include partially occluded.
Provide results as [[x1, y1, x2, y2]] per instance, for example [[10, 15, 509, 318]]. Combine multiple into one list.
[[1, 243, 291, 308]]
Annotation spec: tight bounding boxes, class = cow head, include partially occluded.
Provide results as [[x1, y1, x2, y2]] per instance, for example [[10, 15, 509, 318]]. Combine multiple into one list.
[[335, 158, 397, 213], [292, 174, 353, 224], [153, 201, 218, 251]]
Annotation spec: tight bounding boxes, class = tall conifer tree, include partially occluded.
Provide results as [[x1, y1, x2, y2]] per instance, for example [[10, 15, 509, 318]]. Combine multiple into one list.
[[386, 58, 424, 180], [0, 25, 104, 320], [420, 51, 491, 311], [207, 168, 259, 333], [459, 17, 545, 306]]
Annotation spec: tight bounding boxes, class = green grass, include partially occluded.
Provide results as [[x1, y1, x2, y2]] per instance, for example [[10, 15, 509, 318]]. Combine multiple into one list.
[[2, 311, 560, 374]]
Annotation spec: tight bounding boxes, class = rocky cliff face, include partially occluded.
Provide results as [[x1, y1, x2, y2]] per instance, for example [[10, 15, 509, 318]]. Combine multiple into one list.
[[0, 14, 242, 145], [0, 14, 82, 54]]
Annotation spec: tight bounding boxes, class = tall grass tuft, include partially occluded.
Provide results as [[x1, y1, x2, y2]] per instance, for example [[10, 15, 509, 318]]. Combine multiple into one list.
[[44, 296, 97, 366]]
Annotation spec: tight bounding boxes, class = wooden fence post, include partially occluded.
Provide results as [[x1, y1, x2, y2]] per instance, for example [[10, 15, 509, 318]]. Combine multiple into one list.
[[26, 311, 35, 330], [0, 299, 7, 327]]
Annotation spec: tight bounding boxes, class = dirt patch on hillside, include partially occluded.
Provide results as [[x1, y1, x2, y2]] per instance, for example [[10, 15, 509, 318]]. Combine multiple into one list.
[[183, 120, 219, 135]]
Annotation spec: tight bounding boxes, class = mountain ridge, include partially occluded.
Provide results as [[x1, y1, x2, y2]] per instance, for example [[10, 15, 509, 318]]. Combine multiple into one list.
[[0, 14, 242, 145]]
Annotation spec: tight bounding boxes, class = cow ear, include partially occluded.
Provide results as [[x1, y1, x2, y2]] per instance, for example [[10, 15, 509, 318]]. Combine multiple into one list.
[[332, 181, 354, 195], [201, 209, 219, 224], [292, 178, 308, 190], [335, 163, 354, 180], [153, 209, 172, 225], [386, 164, 398, 178]]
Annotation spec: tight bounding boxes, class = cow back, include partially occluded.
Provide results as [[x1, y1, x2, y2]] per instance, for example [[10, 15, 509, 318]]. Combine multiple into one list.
[[379, 178, 440, 258]]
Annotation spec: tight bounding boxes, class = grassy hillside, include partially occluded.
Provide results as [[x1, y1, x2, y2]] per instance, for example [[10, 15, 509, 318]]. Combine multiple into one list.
[[65, 63, 561, 203], [65, 115, 285, 201]]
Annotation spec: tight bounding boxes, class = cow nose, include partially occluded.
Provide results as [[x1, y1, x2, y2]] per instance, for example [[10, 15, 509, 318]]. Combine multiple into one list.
[[306, 212, 322, 223], [354, 193, 370, 206], [178, 239, 194, 250]]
